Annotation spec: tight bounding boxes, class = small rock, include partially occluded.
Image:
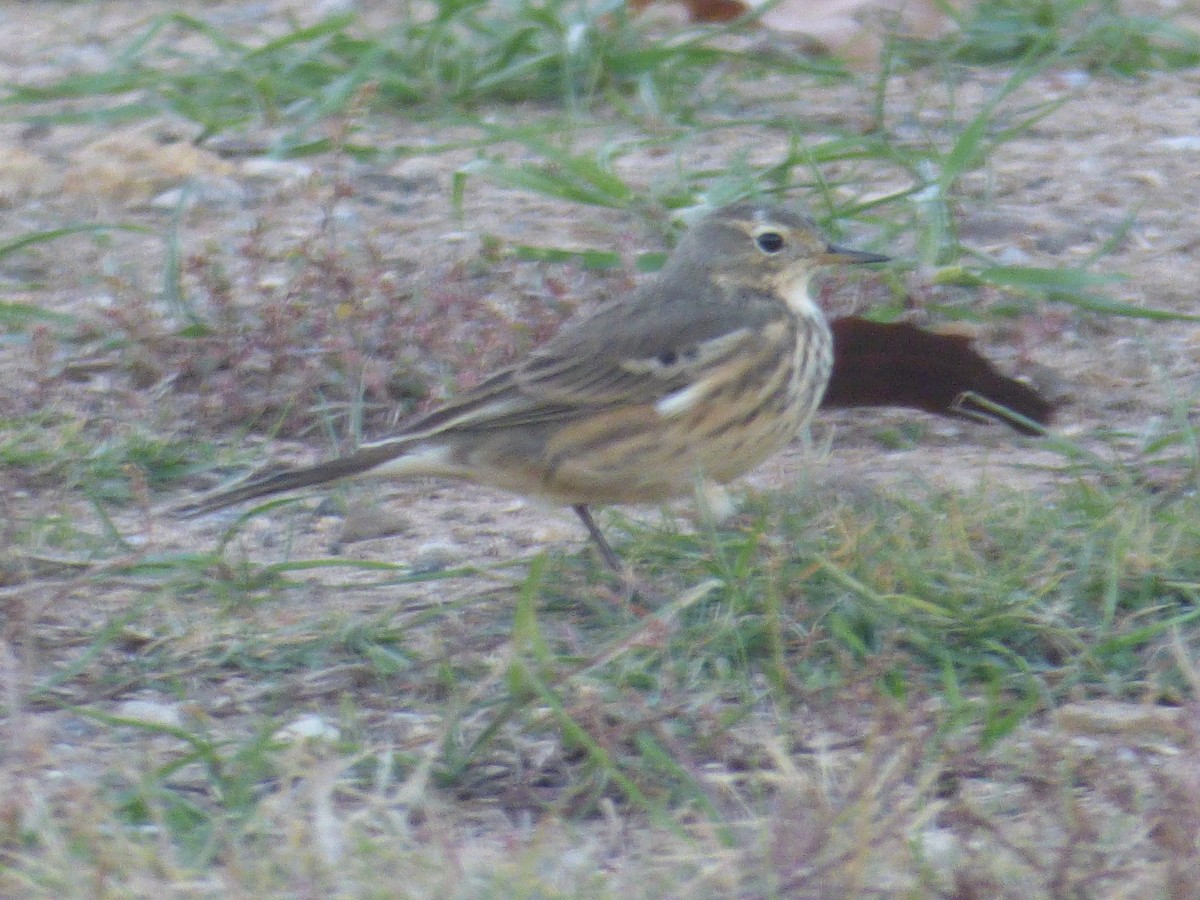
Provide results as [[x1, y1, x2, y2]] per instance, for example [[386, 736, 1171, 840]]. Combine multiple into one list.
[[917, 827, 960, 874], [0, 143, 58, 205], [240, 158, 315, 182], [274, 714, 340, 744], [115, 699, 183, 729], [147, 179, 246, 210], [994, 245, 1031, 266], [337, 505, 413, 544], [410, 541, 461, 574], [389, 156, 442, 186]]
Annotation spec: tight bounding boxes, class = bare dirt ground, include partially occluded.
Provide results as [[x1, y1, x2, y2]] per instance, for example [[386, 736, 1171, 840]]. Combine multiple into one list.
[[4, 0, 1200, 894]]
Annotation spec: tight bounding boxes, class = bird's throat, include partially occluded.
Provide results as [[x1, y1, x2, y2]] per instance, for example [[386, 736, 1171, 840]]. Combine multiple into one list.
[[774, 270, 821, 319]]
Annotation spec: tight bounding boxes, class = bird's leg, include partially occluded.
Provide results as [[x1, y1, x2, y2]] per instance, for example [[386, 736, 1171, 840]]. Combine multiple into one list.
[[572, 504, 657, 610], [572, 504, 623, 573]]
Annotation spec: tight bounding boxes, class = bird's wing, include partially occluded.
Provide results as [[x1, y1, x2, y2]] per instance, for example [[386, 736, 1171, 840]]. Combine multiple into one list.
[[513, 279, 786, 406], [384, 279, 788, 438]]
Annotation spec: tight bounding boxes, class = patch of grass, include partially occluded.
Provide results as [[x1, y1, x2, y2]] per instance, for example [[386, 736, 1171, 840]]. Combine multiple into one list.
[[898, 0, 1200, 74], [9, 446, 1200, 893], [598, 465, 1200, 716], [1, 412, 211, 501], [5, 3, 839, 147], [455, 123, 914, 228], [457, 54, 1177, 330], [87, 190, 580, 445]]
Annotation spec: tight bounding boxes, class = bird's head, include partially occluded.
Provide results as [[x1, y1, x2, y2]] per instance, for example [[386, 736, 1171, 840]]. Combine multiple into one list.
[[668, 202, 889, 314]]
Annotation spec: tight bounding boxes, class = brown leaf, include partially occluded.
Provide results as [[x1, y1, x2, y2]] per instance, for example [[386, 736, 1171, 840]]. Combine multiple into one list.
[[822, 318, 1055, 434], [629, 0, 749, 22], [682, 0, 749, 22], [631, 0, 954, 68]]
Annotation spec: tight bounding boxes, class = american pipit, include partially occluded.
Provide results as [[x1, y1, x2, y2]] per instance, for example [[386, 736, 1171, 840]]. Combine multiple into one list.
[[177, 202, 888, 570]]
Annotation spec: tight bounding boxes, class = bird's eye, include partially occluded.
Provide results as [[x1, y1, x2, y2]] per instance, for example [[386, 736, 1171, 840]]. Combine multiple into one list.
[[755, 231, 785, 254]]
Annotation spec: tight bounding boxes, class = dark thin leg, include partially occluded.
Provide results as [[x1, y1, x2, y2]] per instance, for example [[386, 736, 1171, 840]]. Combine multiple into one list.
[[572, 504, 622, 572]]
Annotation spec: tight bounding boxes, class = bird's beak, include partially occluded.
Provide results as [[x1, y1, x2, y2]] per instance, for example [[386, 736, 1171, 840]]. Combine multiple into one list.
[[820, 244, 890, 266]]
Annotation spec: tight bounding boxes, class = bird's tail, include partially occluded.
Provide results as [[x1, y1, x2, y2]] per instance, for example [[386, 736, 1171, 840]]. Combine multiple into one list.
[[174, 440, 426, 518]]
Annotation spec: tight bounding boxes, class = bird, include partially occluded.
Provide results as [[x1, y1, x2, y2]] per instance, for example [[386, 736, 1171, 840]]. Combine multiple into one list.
[[176, 201, 889, 571]]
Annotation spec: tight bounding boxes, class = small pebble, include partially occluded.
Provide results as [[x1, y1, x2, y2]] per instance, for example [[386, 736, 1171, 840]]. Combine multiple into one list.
[[410, 541, 460, 574], [274, 714, 340, 744], [115, 699, 183, 729]]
